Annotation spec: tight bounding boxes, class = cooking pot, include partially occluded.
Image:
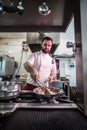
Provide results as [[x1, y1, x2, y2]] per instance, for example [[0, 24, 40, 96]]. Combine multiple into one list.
[[0, 81, 22, 99]]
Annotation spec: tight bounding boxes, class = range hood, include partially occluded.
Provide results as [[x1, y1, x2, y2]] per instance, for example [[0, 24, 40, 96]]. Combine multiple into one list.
[[28, 44, 59, 54], [26, 32, 60, 54]]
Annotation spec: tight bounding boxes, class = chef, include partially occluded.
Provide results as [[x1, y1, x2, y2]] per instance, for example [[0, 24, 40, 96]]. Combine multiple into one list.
[[23, 36, 57, 90]]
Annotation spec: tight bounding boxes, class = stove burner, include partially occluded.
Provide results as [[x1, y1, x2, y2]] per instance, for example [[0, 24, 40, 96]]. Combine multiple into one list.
[[0, 91, 73, 104]]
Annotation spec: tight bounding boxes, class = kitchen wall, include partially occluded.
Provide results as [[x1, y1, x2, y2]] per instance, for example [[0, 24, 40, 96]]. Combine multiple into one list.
[[59, 58, 76, 86], [55, 17, 76, 86], [54, 17, 75, 55], [0, 18, 76, 86], [0, 33, 28, 76]]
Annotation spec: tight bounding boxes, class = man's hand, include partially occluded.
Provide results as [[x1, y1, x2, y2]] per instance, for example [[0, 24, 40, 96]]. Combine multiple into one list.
[[47, 73, 57, 83], [47, 76, 53, 83]]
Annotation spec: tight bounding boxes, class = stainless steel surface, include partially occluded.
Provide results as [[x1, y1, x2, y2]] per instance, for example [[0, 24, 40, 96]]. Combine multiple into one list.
[[0, 103, 18, 114], [26, 32, 60, 54], [0, 91, 19, 98], [74, 0, 84, 113], [27, 32, 60, 44], [74, 0, 87, 115], [20, 103, 78, 109], [0, 81, 21, 98], [0, 54, 15, 76], [0, 103, 78, 114], [28, 43, 59, 54]]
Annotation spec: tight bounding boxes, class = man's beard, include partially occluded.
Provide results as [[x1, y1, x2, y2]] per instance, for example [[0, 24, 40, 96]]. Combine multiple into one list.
[[42, 49, 50, 54]]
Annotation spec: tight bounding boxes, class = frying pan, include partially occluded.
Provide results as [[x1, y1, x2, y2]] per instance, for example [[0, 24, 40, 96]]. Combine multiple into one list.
[[33, 86, 61, 99]]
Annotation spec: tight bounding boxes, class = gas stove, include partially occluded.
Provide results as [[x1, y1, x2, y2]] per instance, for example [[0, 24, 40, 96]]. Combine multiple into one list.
[[0, 90, 78, 116], [0, 90, 73, 104]]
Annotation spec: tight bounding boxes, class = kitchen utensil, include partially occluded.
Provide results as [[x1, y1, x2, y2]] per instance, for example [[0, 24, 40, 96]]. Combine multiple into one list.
[[0, 81, 22, 99], [33, 86, 60, 99], [37, 80, 48, 87]]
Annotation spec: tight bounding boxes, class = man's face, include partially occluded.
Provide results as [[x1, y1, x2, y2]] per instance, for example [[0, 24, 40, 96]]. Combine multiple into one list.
[[41, 39, 52, 53]]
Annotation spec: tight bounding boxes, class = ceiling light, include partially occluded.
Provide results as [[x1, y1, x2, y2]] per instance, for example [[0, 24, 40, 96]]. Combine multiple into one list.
[[0, 0, 4, 14], [3, 0, 18, 13], [17, 1, 24, 15], [38, 2, 51, 16], [0, 0, 24, 15]]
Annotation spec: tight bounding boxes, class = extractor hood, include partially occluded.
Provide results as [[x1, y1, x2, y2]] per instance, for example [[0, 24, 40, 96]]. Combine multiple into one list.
[[26, 32, 60, 54], [28, 43, 59, 54]]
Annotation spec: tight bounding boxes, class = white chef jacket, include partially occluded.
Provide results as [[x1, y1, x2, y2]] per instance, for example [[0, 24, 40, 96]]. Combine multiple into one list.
[[26, 51, 57, 86]]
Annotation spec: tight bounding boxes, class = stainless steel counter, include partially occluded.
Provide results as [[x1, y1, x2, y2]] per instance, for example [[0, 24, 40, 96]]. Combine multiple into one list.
[[0, 102, 78, 114]]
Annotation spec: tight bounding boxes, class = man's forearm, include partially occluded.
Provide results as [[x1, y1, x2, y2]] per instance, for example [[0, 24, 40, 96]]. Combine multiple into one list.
[[24, 62, 35, 74], [24, 62, 39, 81]]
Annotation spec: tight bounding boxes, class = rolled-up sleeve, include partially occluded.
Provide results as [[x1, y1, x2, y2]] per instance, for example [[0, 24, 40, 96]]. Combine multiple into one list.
[[51, 62, 57, 74], [27, 54, 35, 65]]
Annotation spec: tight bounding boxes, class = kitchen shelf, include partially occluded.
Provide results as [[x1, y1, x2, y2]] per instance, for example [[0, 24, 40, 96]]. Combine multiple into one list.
[[53, 55, 75, 58]]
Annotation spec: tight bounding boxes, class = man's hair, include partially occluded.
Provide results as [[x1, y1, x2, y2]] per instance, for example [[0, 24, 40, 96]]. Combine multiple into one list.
[[42, 36, 53, 44]]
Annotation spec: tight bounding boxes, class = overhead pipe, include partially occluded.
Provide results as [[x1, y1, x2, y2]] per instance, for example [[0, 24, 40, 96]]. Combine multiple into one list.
[[66, 41, 81, 55]]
